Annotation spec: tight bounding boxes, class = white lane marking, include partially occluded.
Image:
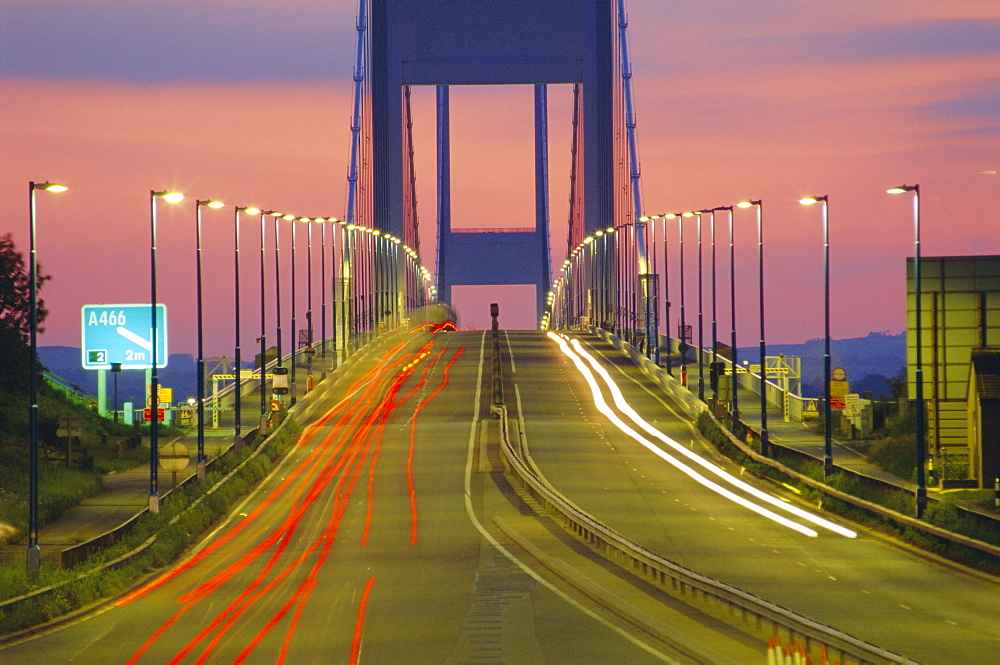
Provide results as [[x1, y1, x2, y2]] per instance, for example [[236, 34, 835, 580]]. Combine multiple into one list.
[[462, 332, 679, 663], [551, 333, 818, 538], [564, 334, 857, 540]]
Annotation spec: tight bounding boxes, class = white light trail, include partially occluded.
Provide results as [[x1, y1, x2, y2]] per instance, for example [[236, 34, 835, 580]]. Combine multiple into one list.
[[567, 337, 857, 539], [549, 332, 855, 539]]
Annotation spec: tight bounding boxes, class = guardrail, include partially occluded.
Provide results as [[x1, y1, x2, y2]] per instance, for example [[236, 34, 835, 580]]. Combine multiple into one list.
[[491, 402, 917, 665]]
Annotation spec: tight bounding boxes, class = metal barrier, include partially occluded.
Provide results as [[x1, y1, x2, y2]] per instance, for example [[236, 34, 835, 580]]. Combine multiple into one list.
[[492, 403, 917, 665]]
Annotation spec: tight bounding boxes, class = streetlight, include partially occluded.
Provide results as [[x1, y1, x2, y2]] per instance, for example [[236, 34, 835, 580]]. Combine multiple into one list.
[[737, 199, 769, 456], [800, 195, 833, 476], [679, 212, 694, 386], [271, 213, 285, 377], [231, 207, 253, 453], [252, 209, 267, 432], [715, 205, 738, 433], [194, 199, 225, 481], [709, 208, 718, 397], [320, 218, 337, 364], [285, 214, 298, 405], [888, 184, 927, 517], [303, 217, 315, 391], [656, 214, 676, 375], [149, 189, 184, 514], [696, 210, 710, 401], [27, 181, 67, 578]]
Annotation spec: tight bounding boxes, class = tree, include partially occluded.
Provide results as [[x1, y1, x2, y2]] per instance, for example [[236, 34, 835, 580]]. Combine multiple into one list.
[[0, 232, 51, 341], [0, 233, 52, 395]]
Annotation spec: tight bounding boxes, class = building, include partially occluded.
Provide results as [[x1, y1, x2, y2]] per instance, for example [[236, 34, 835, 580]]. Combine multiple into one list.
[[907, 255, 1000, 487], [967, 349, 1000, 489]]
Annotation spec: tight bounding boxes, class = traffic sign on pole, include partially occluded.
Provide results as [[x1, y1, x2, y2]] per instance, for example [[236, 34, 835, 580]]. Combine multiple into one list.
[[81, 304, 168, 370]]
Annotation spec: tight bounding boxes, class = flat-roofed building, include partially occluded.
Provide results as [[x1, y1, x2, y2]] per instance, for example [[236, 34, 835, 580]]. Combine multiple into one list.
[[907, 255, 1000, 487]]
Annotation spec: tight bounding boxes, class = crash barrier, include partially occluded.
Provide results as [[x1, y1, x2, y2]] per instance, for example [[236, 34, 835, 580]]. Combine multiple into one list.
[[491, 403, 916, 664], [58, 424, 259, 570]]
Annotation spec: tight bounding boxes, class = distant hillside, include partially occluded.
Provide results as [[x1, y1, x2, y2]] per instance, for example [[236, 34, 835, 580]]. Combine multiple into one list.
[[738, 331, 905, 398], [39, 347, 252, 406]]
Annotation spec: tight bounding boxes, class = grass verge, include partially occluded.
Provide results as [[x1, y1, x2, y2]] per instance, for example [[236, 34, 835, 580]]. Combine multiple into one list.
[[0, 420, 301, 636]]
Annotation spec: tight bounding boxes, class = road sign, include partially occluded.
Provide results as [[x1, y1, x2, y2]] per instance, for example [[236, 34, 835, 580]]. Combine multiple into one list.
[[159, 442, 189, 472], [81, 304, 168, 370], [832, 366, 847, 382], [803, 400, 819, 419], [830, 395, 847, 410], [830, 380, 849, 397], [143, 408, 166, 422]]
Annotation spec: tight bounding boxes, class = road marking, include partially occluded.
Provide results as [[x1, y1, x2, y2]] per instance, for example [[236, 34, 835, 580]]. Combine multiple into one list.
[[462, 332, 679, 663]]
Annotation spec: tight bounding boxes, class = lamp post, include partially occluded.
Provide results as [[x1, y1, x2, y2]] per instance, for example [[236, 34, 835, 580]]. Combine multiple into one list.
[[888, 184, 927, 517], [716, 205, 738, 432], [800, 195, 833, 476], [737, 199, 768, 456], [195, 199, 225, 481], [254, 209, 267, 433], [642, 216, 659, 332], [286, 214, 298, 405], [271, 213, 285, 375], [657, 214, 673, 375], [679, 213, 693, 386], [327, 217, 346, 368], [231, 207, 252, 453], [319, 218, 331, 363], [27, 181, 67, 578], [304, 217, 314, 391], [709, 208, 718, 396], [149, 190, 184, 514], [695, 210, 708, 400]]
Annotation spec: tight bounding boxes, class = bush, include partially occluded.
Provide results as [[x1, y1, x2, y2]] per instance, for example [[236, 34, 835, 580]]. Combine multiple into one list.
[[865, 433, 917, 482]]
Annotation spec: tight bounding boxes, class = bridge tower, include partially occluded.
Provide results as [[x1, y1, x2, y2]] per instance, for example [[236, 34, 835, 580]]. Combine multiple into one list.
[[366, 0, 619, 325]]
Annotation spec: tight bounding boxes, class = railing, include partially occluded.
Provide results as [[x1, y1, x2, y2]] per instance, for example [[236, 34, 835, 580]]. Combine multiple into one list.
[[42, 370, 97, 409], [492, 402, 916, 665]]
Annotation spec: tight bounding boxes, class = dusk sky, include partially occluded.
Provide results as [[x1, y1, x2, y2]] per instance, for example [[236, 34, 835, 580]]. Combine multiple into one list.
[[2, 1, 998, 359]]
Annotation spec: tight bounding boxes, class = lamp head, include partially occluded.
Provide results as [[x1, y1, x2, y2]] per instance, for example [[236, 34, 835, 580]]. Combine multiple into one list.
[[736, 200, 761, 208], [798, 196, 827, 205], [887, 185, 917, 194], [33, 182, 68, 193], [198, 199, 225, 208], [154, 191, 185, 203]]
